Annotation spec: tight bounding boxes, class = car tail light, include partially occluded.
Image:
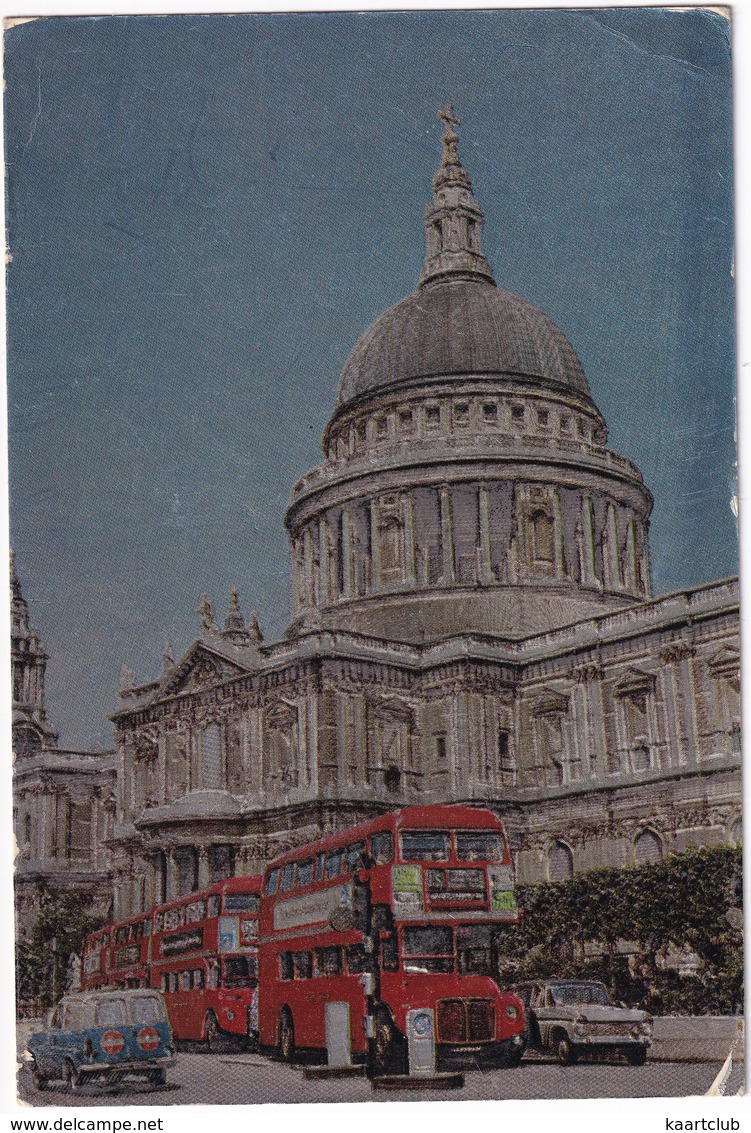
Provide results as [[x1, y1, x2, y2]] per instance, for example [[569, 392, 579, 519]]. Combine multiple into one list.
[[437, 1000, 467, 1043], [468, 1001, 494, 1041]]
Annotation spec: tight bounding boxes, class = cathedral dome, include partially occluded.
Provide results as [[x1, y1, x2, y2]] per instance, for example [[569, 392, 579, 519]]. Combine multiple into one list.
[[336, 277, 591, 410]]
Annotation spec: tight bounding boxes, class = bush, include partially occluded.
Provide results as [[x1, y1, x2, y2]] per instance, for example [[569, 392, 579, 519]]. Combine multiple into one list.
[[496, 844, 742, 1015]]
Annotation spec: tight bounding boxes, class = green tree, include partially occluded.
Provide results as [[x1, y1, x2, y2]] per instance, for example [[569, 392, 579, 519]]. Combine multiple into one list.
[[15, 887, 105, 1011]]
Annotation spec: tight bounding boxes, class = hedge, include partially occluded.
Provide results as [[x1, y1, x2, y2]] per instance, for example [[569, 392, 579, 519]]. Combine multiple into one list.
[[495, 844, 743, 1015]]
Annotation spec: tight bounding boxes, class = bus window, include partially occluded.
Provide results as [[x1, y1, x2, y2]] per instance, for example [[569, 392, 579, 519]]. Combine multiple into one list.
[[344, 841, 366, 872], [164, 907, 182, 930], [224, 957, 254, 988], [169, 972, 179, 993], [324, 850, 343, 879], [279, 952, 293, 981], [186, 900, 206, 923], [208, 895, 221, 917], [240, 918, 259, 946], [180, 971, 191, 991], [224, 893, 260, 914], [280, 862, 295, 892], [292, 951, 312, 980], [400, 831, 450, 862], [161, 974, 168, 993], [114, 926, 129, 945], [402, 926, 454, 973], [426, 869, 445, 893], [142, 918, 151, 936], [345, 945, 370, 974], [296, 859, 313, 888], [314, 947, 341, 977], [369, 830, 393, 864], [315, 852, 326, 881], [455, 831, 505, 862], [456, 926, 494, 975], [154, 912, 164, 933], [265, 868, 280, 895], [207, 961, 220, 990], [133, 921, 143, 940], [193, 968, 204, 989]]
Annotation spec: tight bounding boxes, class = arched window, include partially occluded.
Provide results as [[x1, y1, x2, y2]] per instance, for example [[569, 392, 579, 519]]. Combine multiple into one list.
[[175, 847, 198, 896], [634, 829, 662, 864], [548, 840, 573, 881], [201, 724, 223, 790], [531, 509, 555, 565]]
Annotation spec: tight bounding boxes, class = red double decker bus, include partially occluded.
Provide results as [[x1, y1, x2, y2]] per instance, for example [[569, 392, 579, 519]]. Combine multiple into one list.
[[81, 927, 111, 990], [258, 805, 525, 1072], [107, 913, 151, 988], [148, 875, 261, 1047]]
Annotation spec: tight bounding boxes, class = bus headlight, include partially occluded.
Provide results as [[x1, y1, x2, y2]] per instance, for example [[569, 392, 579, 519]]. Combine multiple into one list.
[[505, 1004, 518, 1020]]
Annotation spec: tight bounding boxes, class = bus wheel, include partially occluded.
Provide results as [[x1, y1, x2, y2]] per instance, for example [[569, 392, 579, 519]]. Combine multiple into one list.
[[373, 1012, 404, 1075], [278, 1008, 295, 1062], [203, 1010, 220, 1053]]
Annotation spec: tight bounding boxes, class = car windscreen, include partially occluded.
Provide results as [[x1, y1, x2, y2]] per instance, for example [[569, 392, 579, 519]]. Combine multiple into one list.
[[550, 984, 610, 1006], [131, 996, 165, 1024], [95, 998, 127, 1026]]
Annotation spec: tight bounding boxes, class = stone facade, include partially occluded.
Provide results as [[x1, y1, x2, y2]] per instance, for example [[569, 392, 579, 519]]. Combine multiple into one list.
[[105, 117, 740, 920], [12, 556, 116, 933]]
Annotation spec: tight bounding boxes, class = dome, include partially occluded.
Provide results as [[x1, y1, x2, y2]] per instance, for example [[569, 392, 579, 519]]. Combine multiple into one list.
[[336, 277, 591, 410]]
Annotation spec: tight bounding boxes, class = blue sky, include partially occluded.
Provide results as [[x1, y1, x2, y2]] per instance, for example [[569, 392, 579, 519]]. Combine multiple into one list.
[[4, 8, 736, 748]]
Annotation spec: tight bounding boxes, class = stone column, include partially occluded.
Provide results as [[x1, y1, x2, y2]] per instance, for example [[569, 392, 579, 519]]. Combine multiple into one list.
[[478, 486, 494, 583], [572, 663, 603, 777], [581, 496, 598, 586], [403, 493, 416, 587], [368, 502, 379, 592], [440, 488, 456, 583], [660, 643, 697, 768], [553, 489, 566, 577], [167, 849, 179, 901], [198, 847, 211, 889], [318, 515, 330, 604], [603, 503, 620, 590]]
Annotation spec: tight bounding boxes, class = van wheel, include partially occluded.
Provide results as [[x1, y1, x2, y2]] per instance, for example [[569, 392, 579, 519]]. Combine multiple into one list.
[[278, 1008, 295, 1062], [554, 1033, 577, 1065], [63, 1059, 81, 1092], [203, 1010, 219, 1053], [31, 1066, 48, 1091]]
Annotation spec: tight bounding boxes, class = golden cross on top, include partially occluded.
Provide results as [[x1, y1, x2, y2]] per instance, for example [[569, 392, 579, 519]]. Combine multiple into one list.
[[438, 104, 460, 132]]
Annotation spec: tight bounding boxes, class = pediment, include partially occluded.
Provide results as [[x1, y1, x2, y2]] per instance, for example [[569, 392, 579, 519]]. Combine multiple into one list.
[[532, 688, 569, 716], [707, 645, 740, 681], [160, 642, 250, 697], [613, 667, 655, 698]]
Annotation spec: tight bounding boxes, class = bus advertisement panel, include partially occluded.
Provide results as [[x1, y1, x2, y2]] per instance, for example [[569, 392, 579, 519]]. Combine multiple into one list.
[[148, 875, 261, 1047], [258, 805, 526, 1073]]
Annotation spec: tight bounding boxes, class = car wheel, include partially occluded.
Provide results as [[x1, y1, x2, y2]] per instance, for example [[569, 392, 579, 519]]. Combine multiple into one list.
[[278, 1008, 295, 1063], [63, 1059, 81, 1093], [626, 1046, 647, 1066], [203, 1010, 220, 1053], [31, 1066, 48, 1091], [554, 1034, 578, 1065]]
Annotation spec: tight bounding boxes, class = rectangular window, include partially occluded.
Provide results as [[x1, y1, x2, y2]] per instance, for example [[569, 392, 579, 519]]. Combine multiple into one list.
[[356, 421, 367, 446], [398, 409, 414, 433], [280, 862, 295, 892], [425, 405, 441, 428], [279, 952, 293, 981], [560, 414, 571, 432], [345, 945, 370, 974], [537, 408, 549, 426], [401, 926, 454, 973], [265, 868, 280, 896], [292, 951, 312, 980], [511, 405, 525, 421], [185, 900, 206, 923], [324, 850, 343, 879], [193, 968, 204, 990], [208, 895, 221, 917], [455, 832, 505, 862], [376, 415, 388, 439], [344, 841, 366, 872], [223, 893, 260, 914], [296, 859, 313, 887], [482, 402, 497, 423], [435, 735, 447, 761], [400, 830, 450, 861], [453, 402, 469, 426], [95, 999, 126, 1026], [314, 946, 342, 977], [369, 830, 393, 864], [179, 971, 191, 991]]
